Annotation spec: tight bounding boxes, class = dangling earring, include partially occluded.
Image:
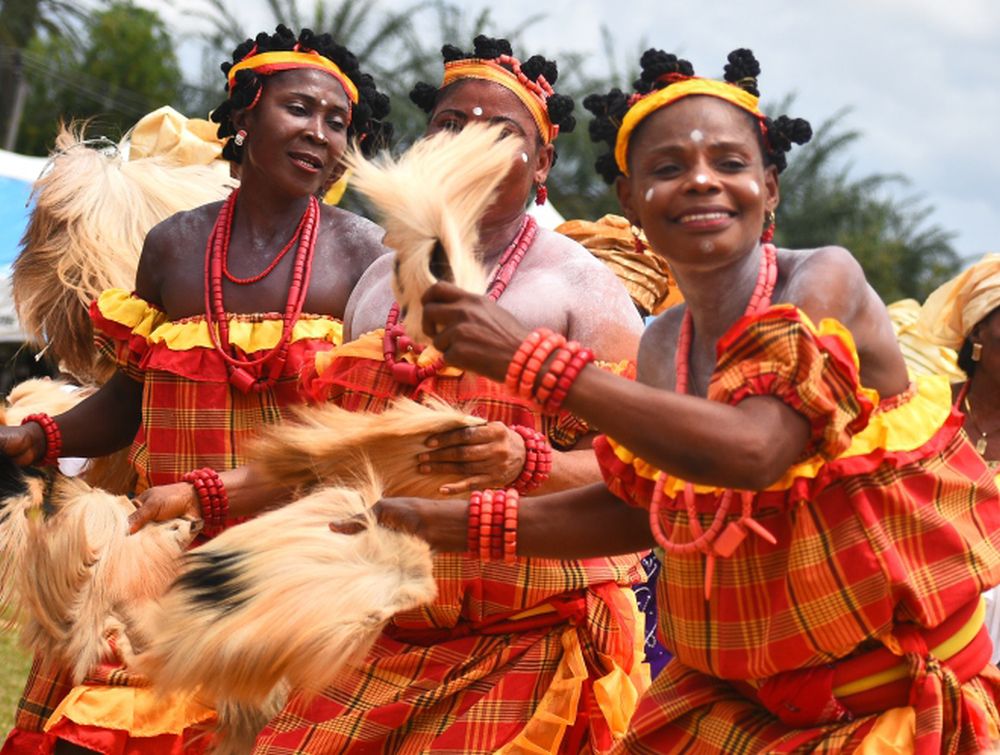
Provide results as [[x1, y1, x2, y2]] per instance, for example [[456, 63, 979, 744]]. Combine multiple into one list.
[[630, 224, 647, 254], [234, 129, 247, 147], [534, 184, 548, 206], [761, 209, 776, 243], [972, 342, 983, 362]]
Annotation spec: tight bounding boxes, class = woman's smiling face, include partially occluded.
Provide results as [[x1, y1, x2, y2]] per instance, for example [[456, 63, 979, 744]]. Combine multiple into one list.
[[616, 95, 779, 268]]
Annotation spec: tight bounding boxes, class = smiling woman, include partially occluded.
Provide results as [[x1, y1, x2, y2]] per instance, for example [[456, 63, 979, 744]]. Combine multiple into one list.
[[379, 47, 1000, 753], [0, 23, 393, 755]]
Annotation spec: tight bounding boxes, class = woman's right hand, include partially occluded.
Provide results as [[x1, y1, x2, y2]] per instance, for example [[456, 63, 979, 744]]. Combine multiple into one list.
[[0, 423, 45, 466], [128, 482, 202, 534]]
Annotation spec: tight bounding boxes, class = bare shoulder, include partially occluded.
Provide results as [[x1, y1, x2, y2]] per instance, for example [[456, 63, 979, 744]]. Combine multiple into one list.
[[135, 203, 219, 301], [776, 245, 871, 324], [526, 228, 644, 360], [321, 206, 388, 264], [637, 306, 682, 389]]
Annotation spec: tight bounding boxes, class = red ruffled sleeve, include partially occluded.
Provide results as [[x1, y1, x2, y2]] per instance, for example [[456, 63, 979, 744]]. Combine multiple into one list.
[[90, 289, 167, 383], [710, 304, 874, 461]]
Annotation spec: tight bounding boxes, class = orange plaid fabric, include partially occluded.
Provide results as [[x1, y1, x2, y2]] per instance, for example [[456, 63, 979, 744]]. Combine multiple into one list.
[[1, 289, 341, 753], [254, 340, 646, 754], [594, 306, 1000, 752]]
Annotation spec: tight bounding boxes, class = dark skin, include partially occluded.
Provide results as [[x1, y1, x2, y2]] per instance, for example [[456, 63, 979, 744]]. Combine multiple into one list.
[[0, 67, 386, 497], [360, 96, 911, 559], [128, 76, 642, 531], [958, 307, 1000, 462]]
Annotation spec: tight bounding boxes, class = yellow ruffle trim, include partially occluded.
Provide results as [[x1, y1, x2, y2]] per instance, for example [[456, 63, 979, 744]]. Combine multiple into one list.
[[44, 684, 215, 737], [96, 288, 343, 352], [605, 310, 953, 496], [496, 589, 649, 754]]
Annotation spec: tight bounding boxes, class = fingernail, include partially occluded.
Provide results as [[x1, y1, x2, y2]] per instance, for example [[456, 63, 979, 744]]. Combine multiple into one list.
[[426, 439, 438, 448], [417, 453, 429, 462], [419, 465, 430, 474]]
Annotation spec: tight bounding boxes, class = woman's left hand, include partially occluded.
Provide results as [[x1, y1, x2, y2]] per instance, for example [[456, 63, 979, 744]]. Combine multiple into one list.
[[418, 421, 526, 495], [421, 281, 529, 381]]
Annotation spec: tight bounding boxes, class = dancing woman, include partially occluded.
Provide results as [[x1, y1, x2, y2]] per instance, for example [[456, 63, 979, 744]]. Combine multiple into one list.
[[376, 49, 1000, 752], [0, 25, 391, 755]]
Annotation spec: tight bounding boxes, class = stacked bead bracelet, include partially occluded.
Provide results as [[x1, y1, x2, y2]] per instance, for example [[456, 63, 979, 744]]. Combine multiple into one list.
[[505, 328, 596, 414], [510, 425, 552, 493], [21, 413, 62, 466], [182, 467, 229, 536], [468, 488, 519, 562]]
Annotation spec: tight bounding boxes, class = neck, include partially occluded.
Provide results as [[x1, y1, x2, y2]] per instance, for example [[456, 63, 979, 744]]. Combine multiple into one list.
[[478, 212, 528, 269], [672, 243, 765, 345], [968, 370, 1000, 415], [233, 182, 314, 239]]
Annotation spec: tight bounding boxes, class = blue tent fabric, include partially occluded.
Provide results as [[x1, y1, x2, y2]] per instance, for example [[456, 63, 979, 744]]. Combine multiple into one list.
[[0, 175, 33, 267]]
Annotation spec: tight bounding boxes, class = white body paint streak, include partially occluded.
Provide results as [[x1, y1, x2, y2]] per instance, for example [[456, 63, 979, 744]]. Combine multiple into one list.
[[644, 188, 654, 202], [749, 180, 760, 195]]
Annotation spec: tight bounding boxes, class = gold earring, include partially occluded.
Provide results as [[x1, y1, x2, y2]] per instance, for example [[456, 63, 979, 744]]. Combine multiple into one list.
[[972, 342, 983, 362]]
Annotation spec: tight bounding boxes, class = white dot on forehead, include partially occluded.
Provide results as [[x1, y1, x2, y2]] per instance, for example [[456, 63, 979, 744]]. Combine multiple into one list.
[[695, 174, 708, 185], [749, 180, 760, 196], [644, 188, 654, 202], [689, 129, 704, 143], [520, 152, 529, 163], [472, 106, 484, 116]]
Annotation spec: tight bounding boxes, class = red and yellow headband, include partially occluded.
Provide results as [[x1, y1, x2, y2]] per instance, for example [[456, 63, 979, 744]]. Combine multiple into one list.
[[442, 58, 559, 144], [614, 76, 762, 175], [228, 50, 359, 105]]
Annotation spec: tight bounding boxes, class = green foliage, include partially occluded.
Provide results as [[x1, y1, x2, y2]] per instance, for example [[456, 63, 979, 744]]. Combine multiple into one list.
[[13, 0, 184, 155], [775, 105, 959, 301]]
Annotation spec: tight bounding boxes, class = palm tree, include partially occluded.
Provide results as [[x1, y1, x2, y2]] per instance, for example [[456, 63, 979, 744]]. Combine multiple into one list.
[[0, 0, 86, 149]]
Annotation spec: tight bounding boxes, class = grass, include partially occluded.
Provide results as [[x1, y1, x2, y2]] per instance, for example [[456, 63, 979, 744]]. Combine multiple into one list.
[[0, 628, 31, 738]]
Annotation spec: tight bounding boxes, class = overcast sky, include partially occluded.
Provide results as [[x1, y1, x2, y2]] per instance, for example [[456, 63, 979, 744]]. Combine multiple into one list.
[[154, 0, 999, 260]]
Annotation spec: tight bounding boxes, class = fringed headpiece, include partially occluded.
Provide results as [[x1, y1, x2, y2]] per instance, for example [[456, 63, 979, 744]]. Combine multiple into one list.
[[585, 49, 812, 183], [410, 35, 576, 146]]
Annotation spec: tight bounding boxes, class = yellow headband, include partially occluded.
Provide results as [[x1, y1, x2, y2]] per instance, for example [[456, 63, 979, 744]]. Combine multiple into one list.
[[442, 59, 558, 144], [614, 77, 762, 175], [228, 50, 359, 105]]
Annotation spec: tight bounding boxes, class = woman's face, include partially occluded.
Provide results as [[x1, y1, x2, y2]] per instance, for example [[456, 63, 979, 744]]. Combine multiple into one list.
[[235, 68, 351, 197], [616, 95, 779, 270], [426, 79, 553, 227]]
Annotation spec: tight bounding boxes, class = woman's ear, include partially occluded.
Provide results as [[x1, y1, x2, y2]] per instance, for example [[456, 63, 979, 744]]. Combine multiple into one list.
[[764, 164, 780, 214], [532, 142, 555, 185], [615, 175, 640, 228]]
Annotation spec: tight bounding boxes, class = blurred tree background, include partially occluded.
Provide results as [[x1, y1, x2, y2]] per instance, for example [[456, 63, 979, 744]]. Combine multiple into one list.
[[0, 0, 960, 301]]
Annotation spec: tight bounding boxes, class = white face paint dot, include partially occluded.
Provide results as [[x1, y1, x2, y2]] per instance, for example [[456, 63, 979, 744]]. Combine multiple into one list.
[[695, 174, 708, 185], [700, 240, 715, 253], [472, 106, 484, 116], [520, 152, 529, 163], [644, 188, 654, 202], [690, 129, 704, 143], [749, 180, 760, 196]]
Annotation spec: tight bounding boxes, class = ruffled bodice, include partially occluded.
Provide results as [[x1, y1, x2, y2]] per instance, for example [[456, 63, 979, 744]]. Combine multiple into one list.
[[91, 288, 342, 490], [594, 305, 1000, 682]]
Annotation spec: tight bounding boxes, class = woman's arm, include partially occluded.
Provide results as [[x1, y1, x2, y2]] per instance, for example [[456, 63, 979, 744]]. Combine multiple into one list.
[[421, 282, 811, 491], [374, 482, 655, 559]]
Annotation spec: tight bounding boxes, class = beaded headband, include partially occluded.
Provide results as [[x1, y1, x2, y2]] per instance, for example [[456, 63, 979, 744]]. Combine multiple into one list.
[[614, 76, 763, 175], [442, 58, 559, 144], [228, 49, 360, 105]]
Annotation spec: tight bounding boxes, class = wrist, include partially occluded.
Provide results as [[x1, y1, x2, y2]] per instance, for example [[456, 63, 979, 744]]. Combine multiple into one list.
[[21, 413, 61, 466], [508, 425, 552, 493]]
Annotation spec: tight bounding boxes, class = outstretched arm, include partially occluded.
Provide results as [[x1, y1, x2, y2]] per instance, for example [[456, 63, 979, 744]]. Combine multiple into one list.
[[421, 281, 810, 491], [370, 482, 655, 559]]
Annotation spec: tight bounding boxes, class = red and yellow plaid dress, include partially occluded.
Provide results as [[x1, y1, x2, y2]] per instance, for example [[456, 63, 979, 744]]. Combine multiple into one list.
[[2, 288, 343, 755], [252, 331, 649, 755], [595, 305, 1000, 754]]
